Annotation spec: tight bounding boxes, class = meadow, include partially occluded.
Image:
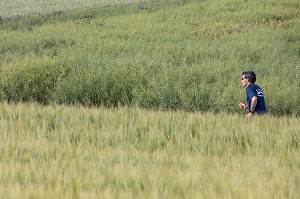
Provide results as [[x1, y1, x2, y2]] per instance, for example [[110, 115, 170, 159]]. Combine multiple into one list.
[[0, 102, 299, 199], [0, 0, 138, 18], [0, 0, 300, 198], [0, 0, 299, 115]]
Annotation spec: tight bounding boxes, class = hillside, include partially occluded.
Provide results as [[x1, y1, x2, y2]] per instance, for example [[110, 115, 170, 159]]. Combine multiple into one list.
[[0, 0, 300, 115]]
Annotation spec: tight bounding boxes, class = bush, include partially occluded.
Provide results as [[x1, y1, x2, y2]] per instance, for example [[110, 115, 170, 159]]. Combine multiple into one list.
[[0, 57, 71, 104]]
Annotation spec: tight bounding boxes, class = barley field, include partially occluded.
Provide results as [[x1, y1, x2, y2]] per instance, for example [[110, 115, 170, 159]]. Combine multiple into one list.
[[0, 102, 299, 199]]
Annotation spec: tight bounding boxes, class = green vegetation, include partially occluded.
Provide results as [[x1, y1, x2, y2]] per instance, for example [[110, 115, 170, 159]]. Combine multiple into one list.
[[1, 1, 299, 198], [1, 0, 299, 115], [0, 102, 299, 198], [0, 0, 140, 18]]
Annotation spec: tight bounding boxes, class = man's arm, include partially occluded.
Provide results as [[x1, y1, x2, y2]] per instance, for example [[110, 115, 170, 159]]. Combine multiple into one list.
[[247, 96, 257, 117], [249, 96, 257, 112]]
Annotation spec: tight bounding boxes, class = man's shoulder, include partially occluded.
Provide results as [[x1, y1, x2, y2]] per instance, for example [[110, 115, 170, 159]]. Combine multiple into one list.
[[246, 84, 256, 91], [247, 84, 262, 90]]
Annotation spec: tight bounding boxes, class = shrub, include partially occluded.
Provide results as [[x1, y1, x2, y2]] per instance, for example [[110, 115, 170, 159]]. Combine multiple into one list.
[[0, 57, 71, 104]]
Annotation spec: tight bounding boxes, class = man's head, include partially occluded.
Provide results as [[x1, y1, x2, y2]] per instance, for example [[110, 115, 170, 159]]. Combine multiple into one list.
[[241, 71, 256, 87]]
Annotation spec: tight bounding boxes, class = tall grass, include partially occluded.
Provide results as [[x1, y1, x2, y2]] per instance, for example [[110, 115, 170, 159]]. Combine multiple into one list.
[[0, 102, 299, 198], [0, 0, 300, 115]]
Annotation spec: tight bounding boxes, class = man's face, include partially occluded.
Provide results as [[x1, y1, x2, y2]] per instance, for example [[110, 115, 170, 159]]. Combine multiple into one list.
[[241, 75, 249, 87]]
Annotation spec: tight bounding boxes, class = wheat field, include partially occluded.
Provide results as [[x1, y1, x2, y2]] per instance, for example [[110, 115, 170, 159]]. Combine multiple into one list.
[[0, 103, 299, 198]]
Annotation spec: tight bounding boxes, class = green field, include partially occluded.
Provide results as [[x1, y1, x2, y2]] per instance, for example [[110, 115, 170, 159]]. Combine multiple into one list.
[[0, 0, 138, 17], [0, 0, 300, 198], [0, 102, 299, 198], [1, 0, 299, 115]]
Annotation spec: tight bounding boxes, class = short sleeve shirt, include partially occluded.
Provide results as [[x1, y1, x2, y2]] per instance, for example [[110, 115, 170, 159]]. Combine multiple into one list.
[[246, 84, 267, 114]]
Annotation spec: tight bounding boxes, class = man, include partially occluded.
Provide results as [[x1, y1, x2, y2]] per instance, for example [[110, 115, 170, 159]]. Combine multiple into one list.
[[239, 71, 266, 116]]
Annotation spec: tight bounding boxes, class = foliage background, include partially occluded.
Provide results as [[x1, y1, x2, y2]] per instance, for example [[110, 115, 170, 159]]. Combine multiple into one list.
[[0, 0, 299, 115], [1, 1, 300, 198]]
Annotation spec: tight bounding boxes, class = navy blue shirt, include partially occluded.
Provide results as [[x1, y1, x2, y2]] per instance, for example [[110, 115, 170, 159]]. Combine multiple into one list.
[[246, 84, 266, 114]]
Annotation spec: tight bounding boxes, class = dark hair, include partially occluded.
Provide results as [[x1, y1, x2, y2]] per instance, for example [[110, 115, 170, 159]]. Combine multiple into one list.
[[242, 71, 256, 83]]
